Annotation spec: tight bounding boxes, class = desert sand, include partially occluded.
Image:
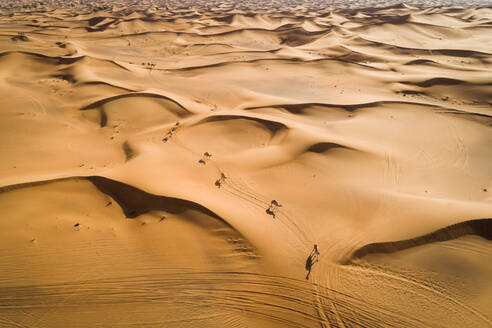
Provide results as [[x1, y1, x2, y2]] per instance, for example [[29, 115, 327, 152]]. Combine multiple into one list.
[[0, 0, 491, 327]]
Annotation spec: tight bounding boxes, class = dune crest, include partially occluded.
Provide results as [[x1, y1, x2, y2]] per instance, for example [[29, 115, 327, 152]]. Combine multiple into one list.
[[345, 218, 492, 263]]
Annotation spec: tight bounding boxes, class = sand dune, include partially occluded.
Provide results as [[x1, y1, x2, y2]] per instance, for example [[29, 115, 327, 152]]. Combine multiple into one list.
[[0, 1, 491, 327], [345, 218, 492, 261]]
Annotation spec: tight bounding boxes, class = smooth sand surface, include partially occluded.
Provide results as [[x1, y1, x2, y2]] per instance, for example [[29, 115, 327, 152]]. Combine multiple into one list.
[[0, 1, 491, 327]]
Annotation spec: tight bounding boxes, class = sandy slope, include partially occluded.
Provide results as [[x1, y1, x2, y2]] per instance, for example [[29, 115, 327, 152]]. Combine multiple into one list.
[[0, 1, 491, 327]]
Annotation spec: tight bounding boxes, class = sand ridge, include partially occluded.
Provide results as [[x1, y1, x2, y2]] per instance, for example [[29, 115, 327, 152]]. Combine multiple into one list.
[[0, 1, 491, 327]]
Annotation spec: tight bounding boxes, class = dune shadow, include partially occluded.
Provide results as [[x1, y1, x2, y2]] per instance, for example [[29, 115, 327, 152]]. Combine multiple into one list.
[[343, 218, 492, 264], [88, 176, 223, 220]]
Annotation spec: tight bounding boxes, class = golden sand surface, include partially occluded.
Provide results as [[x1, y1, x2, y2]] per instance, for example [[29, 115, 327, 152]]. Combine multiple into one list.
[[0, 1, 491, 327]]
